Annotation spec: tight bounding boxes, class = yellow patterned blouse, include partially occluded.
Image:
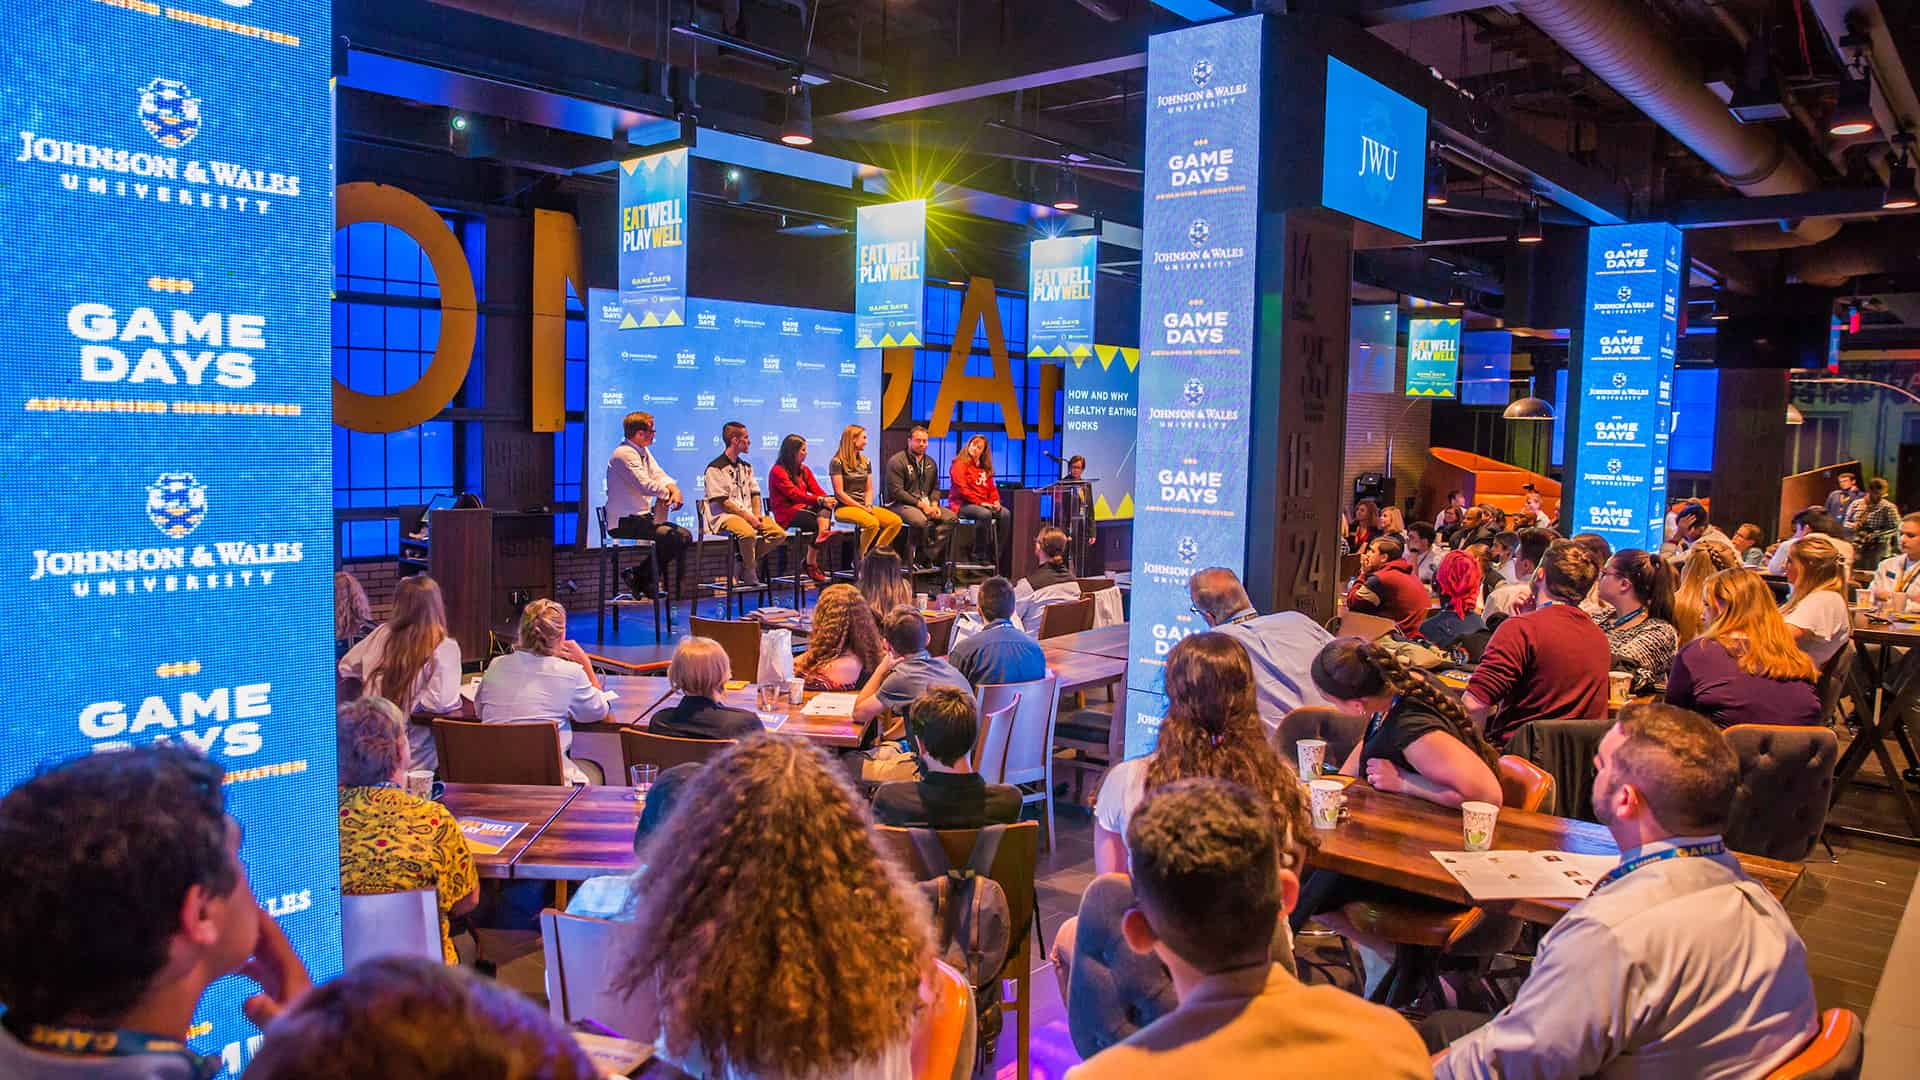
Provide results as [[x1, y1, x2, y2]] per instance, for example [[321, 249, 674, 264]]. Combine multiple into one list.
[[338, 786, 479, 963]]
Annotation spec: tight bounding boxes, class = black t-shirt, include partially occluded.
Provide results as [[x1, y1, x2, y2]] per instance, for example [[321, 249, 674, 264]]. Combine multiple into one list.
[[1025, 563, 1077, 591], [649, 695, 763, 741], [871, 771, 1023, 829], [1357, 692, 1459, 779]]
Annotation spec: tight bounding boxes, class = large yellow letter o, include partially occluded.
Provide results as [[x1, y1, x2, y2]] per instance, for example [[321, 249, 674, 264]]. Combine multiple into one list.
[[332, 183, 479, 433]]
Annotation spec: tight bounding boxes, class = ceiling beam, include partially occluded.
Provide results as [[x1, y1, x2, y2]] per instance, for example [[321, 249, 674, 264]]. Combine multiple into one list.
[[1290, 0, 1505, 26], [1661, 188, 1920, 229], [822, 53, 1148, 124]]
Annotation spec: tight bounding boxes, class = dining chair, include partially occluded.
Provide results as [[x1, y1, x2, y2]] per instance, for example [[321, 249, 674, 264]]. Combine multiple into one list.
[[1273, 706, 1370, 777], [1764, 1007, 1863, 1080], [911, 960, 976, 1080], [431, 718, 567, 786], [688, 615, 762, 682], [876, 821, 1039, 1080], [540, 909, 657, 1039], [1724, 723, 1840, 862], [976, 675, 1060, 849], [620, 728, 735, 773], [341, 890, 442, 969], [1036, 595, 1095, 640], [924, 612, 958, 658]]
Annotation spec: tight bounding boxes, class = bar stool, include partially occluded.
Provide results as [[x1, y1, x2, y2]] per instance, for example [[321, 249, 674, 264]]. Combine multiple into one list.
[[764, 499, 820, 611], [695, 501, 772, 620], [596, 506, 668, 642], [946, 513, 1001, 592]]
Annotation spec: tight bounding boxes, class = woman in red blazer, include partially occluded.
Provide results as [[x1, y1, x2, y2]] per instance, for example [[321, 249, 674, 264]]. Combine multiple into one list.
[[948, 434, 1011, 565], [769, 434, 836, 583]]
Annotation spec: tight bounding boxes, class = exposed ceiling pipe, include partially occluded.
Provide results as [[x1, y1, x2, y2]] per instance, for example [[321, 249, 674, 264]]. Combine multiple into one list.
[[1512, 0, 1840, 248], [1791, 217, 1920, 286]]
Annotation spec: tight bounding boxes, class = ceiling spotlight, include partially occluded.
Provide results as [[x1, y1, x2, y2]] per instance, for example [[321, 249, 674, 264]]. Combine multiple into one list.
[[1051, 164, 1081, 211], [1709, 290, 1730, 321], [1515, 196, 1544, 244], [1828, 73, 1876, 137], [1445, 286, 1468, 308], [779, 83, 814, 147], [1884, 133, 1917, 209], [1425, 154, 1449, 206]]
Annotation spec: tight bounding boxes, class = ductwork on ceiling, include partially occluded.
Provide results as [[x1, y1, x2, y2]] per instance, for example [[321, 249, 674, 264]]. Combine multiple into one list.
[[1512, 0, 1840, 250], [1792, 218, 1920, 286]]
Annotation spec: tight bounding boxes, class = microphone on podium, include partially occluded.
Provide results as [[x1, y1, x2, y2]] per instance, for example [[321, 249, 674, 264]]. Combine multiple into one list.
[[1042, 451, 1066, 464]]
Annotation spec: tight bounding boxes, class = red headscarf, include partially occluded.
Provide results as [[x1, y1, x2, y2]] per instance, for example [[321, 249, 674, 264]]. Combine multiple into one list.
[[1436, 549, 1483, 619]]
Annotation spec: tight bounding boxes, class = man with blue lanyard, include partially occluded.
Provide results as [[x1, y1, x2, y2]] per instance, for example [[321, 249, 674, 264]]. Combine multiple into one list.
[[1428, 704, 1817, 1079], [0, 746, 311, 1078], [1187, 567, 1334, 732]]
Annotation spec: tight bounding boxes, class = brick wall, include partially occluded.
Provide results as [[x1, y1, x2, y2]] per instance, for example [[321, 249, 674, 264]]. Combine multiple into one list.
[[1343, 389, 1432, 517]]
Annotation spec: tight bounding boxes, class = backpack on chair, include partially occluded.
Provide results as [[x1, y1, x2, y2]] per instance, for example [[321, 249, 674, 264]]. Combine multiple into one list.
[[907, 825, 1013, 1063]]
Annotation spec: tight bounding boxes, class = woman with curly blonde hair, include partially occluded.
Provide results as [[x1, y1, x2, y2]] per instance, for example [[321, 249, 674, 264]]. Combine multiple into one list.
[[611, 734, 933, 1079], [1671, 538, 1739, 644], [795, 584, 883, 690]]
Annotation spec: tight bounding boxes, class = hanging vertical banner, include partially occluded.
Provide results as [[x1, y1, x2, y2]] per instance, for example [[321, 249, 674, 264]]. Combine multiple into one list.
[[1320, 56, 1428, 239], [1, 1, 339, 1073], [1127, 13, 1266, 758], [1349, 303, 1399, 394], [1028, 235, 1098, 358], [854, 199, 926, 349], [618, 147, 689, 329], [1062, 346, 1140, 521], [1565, 222, 1684, 550], [1405, 316, 1461, 397]]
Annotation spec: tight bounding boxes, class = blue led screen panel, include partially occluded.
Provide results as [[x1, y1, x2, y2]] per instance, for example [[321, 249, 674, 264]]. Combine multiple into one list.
[[1321, 57, 1427, 240], [1349, 304, 1399, 395], [1062, 350, 1140, 522], [1460, 331, 1513, 406]]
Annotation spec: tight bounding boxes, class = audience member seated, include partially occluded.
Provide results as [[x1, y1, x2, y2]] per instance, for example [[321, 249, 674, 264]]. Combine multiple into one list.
[[1870, 511, 1920, 609], [1343, 537, 1430, 635], [947, 576, 1047, 687], [610, 735, 934, 1078], [335, 567, 373, 657], [1420, 551, 1487, 651], [1450, 504, 1497, 549], [245, 956, 599, 1080], [337, 574, 463, 771], [1667, 501, 1733, 564], [0, 746, 312, 1075], [336, 697, 479, 963], [1780, 536, 1852, 669], [1673, 538, 1740, 644], [1485, 527, 1553, 620], [1571, 533, 1615, 617], [794, 583, 884, 691], [1065, 779, 1429, 1079], [475, 599, 607, 785], [1464, 540, 1610, 745], [854, 607, 971, 740], [650, 637, 763, 741], [1667, 568, 1821, 728], [1766, 508, 1853, 576], [1428, 704, 1819, 1079], [1490, 530, 1521, 584], [1187, 567, 1333, 729], [1848, 477, 1901, 569], [871, 686, 1022, 828], [1731, 522, 1767, 567], [855, 549, 913, 624], [1406, 521, 1442, 583], [1379, 505, 1408, 541], [566, 762, 701, 920], [1598, 549, 1679, 696], [1291, 639, 1505, 987], [1015, 527, 1083, 627], [1349, 497, 1383, 550]]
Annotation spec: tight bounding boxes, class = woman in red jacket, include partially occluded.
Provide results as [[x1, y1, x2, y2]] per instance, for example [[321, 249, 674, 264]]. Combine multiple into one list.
[[768, 434, 836, 583], [948, 434, 1011, 565]]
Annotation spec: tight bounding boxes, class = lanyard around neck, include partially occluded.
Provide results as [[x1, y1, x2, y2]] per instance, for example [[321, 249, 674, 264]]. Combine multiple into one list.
[[3, 1015, 219, 1080], [1591, 839, 1726, 894]]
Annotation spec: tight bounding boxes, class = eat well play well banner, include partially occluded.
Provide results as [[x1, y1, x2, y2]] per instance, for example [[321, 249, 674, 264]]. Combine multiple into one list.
[[618, 147, 689, 329], [1028, 234, 1097, 359], [1406, 316, 1461, 398], [854, 199, 925, 349]]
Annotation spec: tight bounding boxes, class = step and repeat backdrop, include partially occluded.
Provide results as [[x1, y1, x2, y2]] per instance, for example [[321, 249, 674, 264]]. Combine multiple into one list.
[[1, 0, 340, 1071], [583, 290, 882, 542]]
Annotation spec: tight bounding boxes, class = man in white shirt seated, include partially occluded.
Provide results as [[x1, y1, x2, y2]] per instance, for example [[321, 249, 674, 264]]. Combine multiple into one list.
[[605, 410, 691, 597], [1485, 528, 1552, 620], [702, 420, 786, 589], [1406, 521, 1443, 584], [1666, 501, 1732, 566], [1870, 512, 1920, 610], [1186, 568, 1332, 731], [1429, 703, 1819, 1080]]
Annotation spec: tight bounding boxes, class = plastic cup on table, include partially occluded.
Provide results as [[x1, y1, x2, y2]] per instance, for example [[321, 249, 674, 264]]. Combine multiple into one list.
[[1857, 588, 1873, 609], [1308, 779, 1345, 830], [1461, 800, 1500, 852], [787, 677, 805, 705], [630, 763, 657, 804], [1608, 671, 1634, 707], [1295, 738, 1327, 781], [404, 769, 434, 800]]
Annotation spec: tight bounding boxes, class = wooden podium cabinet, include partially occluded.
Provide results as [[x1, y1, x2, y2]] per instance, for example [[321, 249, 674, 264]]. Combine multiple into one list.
[[428, 508, 554, 659]]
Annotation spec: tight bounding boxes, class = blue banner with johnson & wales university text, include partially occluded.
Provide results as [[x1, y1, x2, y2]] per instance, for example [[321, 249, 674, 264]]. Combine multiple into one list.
[[854, 199, 925, 349], [618, 147, 689, 329]]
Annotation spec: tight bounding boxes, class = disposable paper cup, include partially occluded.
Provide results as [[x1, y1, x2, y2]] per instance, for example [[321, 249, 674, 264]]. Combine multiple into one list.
[[1857, 588, 1873, 608], [1309, 779, 1345, 830], [1296, 738, 1328, 780], [1608, 671, 1633, 705], [1461, 801, 1500, 852], [404, 769, 434, 800], [788, 677, 805, 704]]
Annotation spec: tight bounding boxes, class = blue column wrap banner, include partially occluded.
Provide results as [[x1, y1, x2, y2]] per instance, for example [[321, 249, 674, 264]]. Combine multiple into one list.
[[1127, 14, 1265, 759], [1061, 347, 1140, 521], [1406, 317, 1460, 398], [618, 147, 689, 329], [854, 199, 926, 349], [1567, 223, 1684, 550], [1028, 235, 1097, 359], [0, 1, 340, 1072]]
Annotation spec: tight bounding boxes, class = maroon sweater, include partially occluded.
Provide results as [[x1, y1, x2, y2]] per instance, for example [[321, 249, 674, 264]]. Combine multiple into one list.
[[1465, 602, 1610, 744], [1344, 558, 1430, 637]]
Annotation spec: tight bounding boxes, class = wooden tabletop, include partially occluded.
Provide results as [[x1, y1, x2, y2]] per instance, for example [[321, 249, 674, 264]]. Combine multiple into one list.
[[1848, 607, 1920, 647], [614, 676, 869, 748], [1040, 624, 1131, 660], [438, 782, 582, 879], [513, 786, 649, 881], [1041, 650, 1129, 695], [585, 643, 676, 674], [1306, 782, 1805, 925]]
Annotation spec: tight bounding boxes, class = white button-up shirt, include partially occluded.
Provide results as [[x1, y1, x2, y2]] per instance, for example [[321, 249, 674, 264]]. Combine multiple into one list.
[[606, 439, 675, 524], [473, 650, 611, 785], [1437, 836, 1817, 1080], [338, 625, 463, 770]]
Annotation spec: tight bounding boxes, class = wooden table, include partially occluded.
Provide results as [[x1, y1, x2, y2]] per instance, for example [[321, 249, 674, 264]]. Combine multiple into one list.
[[1835, 610, 1920, 838], [513, 786, 649, 881], [585, 643, 676, 674], [1307, 782, 1806, 925], [1040, 624, 1131, 660], [438, 783, 582, 879]]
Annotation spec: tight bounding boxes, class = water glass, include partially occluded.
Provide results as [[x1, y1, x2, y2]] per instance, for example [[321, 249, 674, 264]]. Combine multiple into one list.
[[630, 763, 657, 803], [756, 682, 783, 711]]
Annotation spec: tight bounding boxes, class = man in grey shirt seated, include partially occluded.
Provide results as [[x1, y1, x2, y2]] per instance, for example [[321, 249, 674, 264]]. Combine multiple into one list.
[[855, 606, 971, 741], [1186, 567, 1333, 731], [1429, 703, 1818, 1080], [949, 576, 1048, 688]]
